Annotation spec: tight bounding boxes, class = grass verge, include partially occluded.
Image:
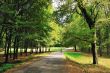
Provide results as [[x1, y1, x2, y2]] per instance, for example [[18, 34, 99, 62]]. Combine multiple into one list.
[[0, 63, 14, 73], [64, 51, 110, 72]]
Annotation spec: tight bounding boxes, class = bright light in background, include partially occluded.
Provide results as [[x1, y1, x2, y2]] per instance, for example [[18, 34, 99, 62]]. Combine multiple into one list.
[[52, 0, 59, 8], [46, 52, 65, 59], [52, 0, 77, 24], [52, 0, 66, 10], [52, 0, 76, 10], [52, 0, 59, 10]]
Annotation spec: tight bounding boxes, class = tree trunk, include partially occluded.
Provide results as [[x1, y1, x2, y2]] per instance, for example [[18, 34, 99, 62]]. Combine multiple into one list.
[[24, 39, 28, 56], [25, 47, 28, 56], [39, 47, 42, 53], [0, 26, 4, 45], [91, 29, 98, 64], [5, 29, 12, 63], [97, 29, 102, 56], [48, 47, 50, 52], [74, 45, 77, 52], [9, 48, 12, 58], [105, 26, 109, 55], [30, 48, 33, 54], [15, 38, 19, 59], [4, 35, 7, 57], [77, 1, 98, 64], [9, 30, 12, 58], [107, 44, 109, 55], [13, 36, 17, 60], [13, 35, 19, 59], [4, 32, 8, 63]]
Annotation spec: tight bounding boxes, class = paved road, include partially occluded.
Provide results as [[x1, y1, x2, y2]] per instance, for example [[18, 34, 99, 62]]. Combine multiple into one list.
[[5, 52, 83, 73]]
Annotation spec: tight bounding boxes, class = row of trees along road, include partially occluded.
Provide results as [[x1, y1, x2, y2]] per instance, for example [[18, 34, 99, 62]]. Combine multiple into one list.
[[0, 0, 62, 63], [54, 0, 110, 64]]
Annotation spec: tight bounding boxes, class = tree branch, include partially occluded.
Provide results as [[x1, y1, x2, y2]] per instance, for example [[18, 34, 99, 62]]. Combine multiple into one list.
[[67, 34, 92, 43], [75, 8, 82, 16], [91, 2, 100, 16]]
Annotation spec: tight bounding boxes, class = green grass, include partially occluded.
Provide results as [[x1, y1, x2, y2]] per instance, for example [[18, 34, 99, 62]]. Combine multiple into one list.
[[64, 52, 92, 64], [64, 52, 82, 58], [64, 52, 110, 68], [0, 63, 14, 73]]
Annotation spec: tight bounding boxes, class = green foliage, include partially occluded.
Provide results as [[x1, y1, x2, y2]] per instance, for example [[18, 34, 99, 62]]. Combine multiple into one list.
[[0, 0, 65, 63], [0, 64, 14, 73], [0, 0, 56, 48], [46, 21, 63, 46], [53, 0, 110, 55], [62, 13, 92, 49]]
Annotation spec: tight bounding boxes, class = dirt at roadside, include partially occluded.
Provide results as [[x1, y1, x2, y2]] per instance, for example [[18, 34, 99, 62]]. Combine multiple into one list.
[[66, 59, 110, 73]]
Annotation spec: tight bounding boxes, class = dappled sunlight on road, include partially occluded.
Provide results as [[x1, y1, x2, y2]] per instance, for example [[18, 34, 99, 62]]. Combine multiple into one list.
[[33, 53, 49, 57], [46, 52, 65, 59]]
